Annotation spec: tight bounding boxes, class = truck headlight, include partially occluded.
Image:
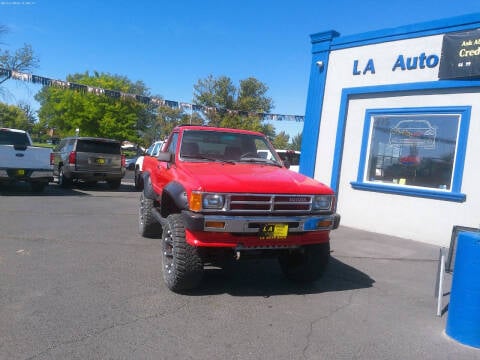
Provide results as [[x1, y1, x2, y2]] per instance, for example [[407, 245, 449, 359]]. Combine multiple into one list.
[[203, 194, 225, 209], [189, 192, 225, 212], [312, 195, 333, 211]]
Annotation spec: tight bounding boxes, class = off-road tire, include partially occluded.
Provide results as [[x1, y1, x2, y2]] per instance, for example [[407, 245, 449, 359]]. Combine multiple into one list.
[[134, 168, 143, 191], [31, 182, 46, 193], [107, 179, 121, 189], [278, 242, 330, 282], [161, 213, 204, 292], [138, 191, 162, 237], [58, 167, 72, 188]]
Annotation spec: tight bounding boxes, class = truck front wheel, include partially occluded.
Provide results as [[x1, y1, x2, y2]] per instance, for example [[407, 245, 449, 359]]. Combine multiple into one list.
[[278, 242, 330, 282], [162, 214, 204, 292]]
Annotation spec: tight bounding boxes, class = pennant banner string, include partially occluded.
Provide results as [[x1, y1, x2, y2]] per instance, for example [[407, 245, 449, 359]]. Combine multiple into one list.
[[1, 68, 304, 122]]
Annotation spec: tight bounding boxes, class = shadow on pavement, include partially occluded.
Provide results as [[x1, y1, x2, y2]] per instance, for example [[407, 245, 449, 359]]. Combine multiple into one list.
[[73, 181, 138, 193], [0, 182, 89, 196], [187, 256, 375, 297]]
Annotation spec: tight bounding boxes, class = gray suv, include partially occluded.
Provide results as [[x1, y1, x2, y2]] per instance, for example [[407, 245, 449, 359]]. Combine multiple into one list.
[[51, 137, 125, 189]]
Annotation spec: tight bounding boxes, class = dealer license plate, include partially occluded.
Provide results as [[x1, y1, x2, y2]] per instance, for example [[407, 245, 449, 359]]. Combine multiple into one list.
[[16, 169, 25, 176], [259, 224, 288, 240], [95, 158, 105, 165]]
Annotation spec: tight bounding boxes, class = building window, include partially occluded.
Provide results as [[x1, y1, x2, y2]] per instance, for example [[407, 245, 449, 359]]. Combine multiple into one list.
[[351, 107, 470, 202]]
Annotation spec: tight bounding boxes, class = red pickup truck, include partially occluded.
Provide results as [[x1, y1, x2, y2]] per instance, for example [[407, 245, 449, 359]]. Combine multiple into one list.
[[139, 125, 340, 292]]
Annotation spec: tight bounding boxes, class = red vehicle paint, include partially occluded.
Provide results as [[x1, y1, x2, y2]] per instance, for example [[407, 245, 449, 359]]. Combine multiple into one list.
[[138, 125, 340, 292]]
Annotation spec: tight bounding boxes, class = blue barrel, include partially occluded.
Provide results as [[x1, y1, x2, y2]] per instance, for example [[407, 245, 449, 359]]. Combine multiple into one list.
[[446, 231, 480, 348]]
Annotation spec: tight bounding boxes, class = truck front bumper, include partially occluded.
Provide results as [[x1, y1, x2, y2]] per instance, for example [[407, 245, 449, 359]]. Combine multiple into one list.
[[181, 211, 340, 248]]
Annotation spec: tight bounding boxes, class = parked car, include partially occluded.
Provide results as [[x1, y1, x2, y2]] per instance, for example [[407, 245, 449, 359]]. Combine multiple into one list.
[[0, 127, 53, 192], [134, 140, 164, 190], [125, 156, 138, 170], [258, 149, 301, 172], [51, 137, 125, 189]]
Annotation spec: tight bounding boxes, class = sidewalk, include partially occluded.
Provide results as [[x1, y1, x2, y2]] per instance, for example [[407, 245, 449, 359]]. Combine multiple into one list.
[[321, 226, 480, 359]]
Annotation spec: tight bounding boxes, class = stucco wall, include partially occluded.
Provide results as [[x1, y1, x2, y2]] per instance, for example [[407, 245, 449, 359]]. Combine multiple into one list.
[[312, 32, 480, 246]]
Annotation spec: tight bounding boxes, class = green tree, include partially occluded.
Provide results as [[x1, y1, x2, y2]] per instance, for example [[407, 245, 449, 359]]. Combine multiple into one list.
[[149, 104, 205, 144], [290, 133, 302, 151], [271, 131, 290, 149], [193, 75, 273, 132], [237, 77, 273, 113], [0, 102, 30, 129], [35, 71, 152, 142]]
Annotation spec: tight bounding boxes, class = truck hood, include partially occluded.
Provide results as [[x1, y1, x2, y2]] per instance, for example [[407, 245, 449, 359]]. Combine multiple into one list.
[[177, 162, 333, 194]]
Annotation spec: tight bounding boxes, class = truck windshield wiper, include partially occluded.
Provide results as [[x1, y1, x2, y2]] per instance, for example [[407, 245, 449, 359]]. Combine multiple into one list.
[[182, 154, 236, 164], [238, 157, 283, 167]]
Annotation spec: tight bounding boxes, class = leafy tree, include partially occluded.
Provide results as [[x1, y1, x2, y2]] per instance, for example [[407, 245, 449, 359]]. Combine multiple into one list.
[[193, 75, 273, 132], [0, 102, 30, 130], [237, 77, 273, 113], [35, 71, 151, 142], [271, 131, 290, 149], [0, 25, 40, 85], [147, 104, 205, 145], [261, 123, 276, 139], [290, 133, 302, 151]]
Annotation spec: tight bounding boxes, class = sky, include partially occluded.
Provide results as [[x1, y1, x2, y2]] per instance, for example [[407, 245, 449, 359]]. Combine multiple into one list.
[[1, 0, 480, 138]]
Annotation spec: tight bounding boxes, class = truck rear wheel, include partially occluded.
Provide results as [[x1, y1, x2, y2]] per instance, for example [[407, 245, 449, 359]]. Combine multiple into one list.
[[58, 167, 72, 188], [134, 168, 143, 191], [138, 192, 162, 237], [278, 242, 330, 282], [31, 182, 46, 193], [162, 213, 204, 292], [107, 179, 121, 189]]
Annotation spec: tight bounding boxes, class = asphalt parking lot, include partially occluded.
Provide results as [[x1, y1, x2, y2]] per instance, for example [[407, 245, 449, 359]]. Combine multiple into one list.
[[0, 177, 479, 359]]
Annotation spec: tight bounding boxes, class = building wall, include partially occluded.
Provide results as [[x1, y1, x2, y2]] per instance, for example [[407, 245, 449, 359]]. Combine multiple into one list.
[[304, 15, 480, 246]]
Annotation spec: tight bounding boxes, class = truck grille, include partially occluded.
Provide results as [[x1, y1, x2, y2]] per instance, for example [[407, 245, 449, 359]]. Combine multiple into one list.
[[228, 194, 313, 213]]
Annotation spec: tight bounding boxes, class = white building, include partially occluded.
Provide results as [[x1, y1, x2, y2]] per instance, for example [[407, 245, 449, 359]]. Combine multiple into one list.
[[301, 13, 480, 246]]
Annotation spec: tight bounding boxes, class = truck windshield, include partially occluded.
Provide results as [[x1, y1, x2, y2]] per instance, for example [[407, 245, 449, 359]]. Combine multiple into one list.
[[180, 130, 281, 165], [0, 129, 30, 146]]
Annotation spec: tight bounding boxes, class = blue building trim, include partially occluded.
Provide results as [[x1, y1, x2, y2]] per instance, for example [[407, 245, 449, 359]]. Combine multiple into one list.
[[299, 31, 339, 177], [330, 82, 479, 201], [330, 13, 480, 50]]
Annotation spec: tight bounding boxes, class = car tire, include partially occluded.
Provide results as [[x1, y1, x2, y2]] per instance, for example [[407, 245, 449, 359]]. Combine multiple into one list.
[[278, 242, 330, 282], [58, 167, 72, 188], [161, 213, 204, 292], [31, 182, 46, 193], [107, 179, 121, 189], [138, 191, 162, 238], [134, 168, 143, 191]]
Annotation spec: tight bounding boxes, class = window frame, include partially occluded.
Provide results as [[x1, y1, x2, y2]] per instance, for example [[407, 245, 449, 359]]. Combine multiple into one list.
[[350, 106, 471, 202]]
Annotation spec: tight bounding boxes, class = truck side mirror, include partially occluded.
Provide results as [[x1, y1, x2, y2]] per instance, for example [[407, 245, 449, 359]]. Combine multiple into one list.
[[157, 151, 173, 162], [283, 160, 291, 169]]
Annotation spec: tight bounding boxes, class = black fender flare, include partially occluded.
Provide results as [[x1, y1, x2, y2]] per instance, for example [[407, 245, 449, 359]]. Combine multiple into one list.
[[163, 181, 188, 211], [143, 172, 188, 213]]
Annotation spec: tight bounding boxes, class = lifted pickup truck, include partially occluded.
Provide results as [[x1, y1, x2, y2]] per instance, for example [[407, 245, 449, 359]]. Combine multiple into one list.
[[139, 125, 340, 292], [0, 128, 53, 192]]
